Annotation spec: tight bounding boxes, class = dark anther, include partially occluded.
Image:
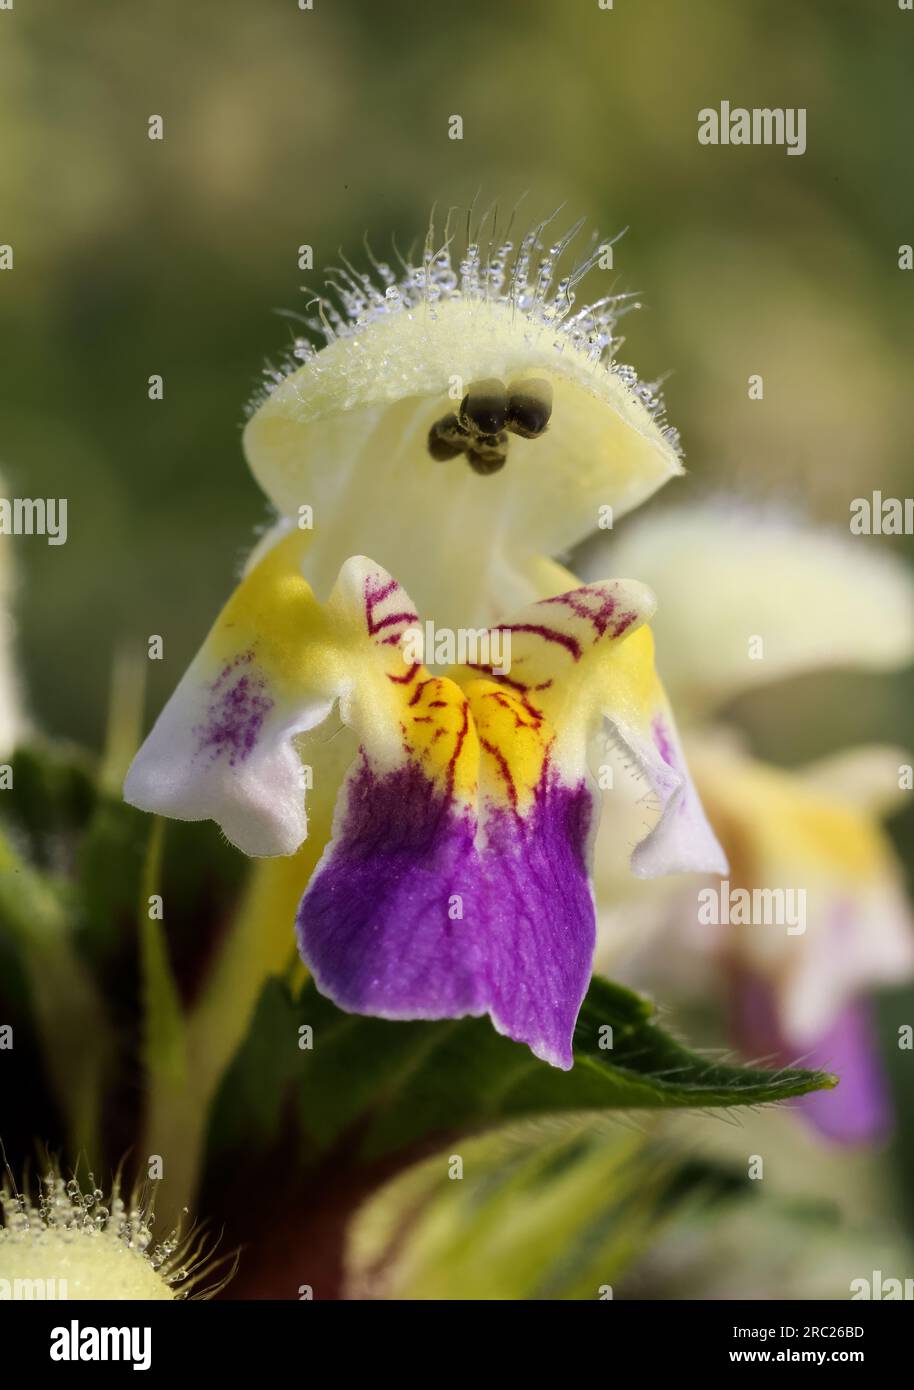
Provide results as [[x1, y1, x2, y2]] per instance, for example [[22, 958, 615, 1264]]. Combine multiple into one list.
[[506, 378, 553, 438], [466, 432, 509, 475], [427, 412, 469, 461], [459, 378, 508, 437], [428, 374, 548, 475]]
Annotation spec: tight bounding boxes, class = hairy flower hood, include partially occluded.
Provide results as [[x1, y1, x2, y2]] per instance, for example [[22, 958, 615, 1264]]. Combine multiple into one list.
[[243, 209, 682, 628]]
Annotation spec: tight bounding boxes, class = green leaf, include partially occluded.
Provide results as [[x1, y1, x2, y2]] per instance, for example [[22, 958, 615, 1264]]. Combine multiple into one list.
[[206, 974, 836, 1168], [204, 975, 305, 1160], [138, 819, 187, 1087], [0, 827, 115, 1160], [76, 795, 150, 964], [0, 742, 96, 871], [0, 738, 148, 968]]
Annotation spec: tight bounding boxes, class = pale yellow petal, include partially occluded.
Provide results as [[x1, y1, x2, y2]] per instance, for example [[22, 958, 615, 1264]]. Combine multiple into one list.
[[689, 738, 914, 1041], [245, 283, 681, 629], [577, 499, 914, 716]]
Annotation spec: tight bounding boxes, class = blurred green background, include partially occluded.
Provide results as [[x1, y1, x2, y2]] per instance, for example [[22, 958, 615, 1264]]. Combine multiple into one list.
[[3, 0, 905, 761], [2, 0, 911, 754], [2, 0, 913, 1295]]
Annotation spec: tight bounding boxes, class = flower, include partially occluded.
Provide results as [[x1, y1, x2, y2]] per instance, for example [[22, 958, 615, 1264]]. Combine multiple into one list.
[[580, 498, 914, 1139], [693, 739, 913, 1142], [0, 1167, 231, 1300], [243, 207, 683, 629], [125, 526, 725, 1068], [124, 208, 727, 1068]]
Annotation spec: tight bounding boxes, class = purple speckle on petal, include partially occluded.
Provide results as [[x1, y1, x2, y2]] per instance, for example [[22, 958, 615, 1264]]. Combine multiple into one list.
[[194, 650, 273, 766], [652, 715, 677, 769]]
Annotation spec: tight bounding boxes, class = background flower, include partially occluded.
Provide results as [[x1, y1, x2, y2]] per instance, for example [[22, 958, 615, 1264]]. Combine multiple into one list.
[[581, 499, 914, 1143]]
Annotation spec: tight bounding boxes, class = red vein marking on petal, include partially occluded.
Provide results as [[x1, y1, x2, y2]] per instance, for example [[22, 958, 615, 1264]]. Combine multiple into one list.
[[370, 610, 420, 635], [463, 664, 552, 717], [480, 735, 518, 809], [407, 677, 436, 705], [388, 663, 422, 686], [612, 610, 638, 636], [364, 574, 419, 638], [464, 663, 528, 694], [481, 688, 544, 731], [539, 588, 621, 638], [446, 700, 471, 797], [492, 621, 582, 660], [366, 577, 397, 602]]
